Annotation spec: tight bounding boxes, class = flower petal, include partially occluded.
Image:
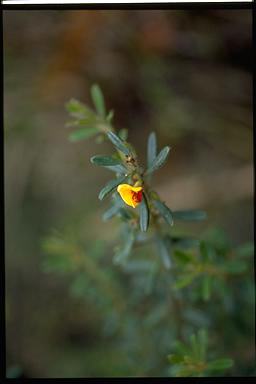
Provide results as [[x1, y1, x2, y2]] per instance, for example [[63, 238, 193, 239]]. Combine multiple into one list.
[[117, 184, 143, 208]]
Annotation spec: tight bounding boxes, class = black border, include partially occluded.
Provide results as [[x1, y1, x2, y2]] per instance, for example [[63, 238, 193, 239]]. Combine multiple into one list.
[[0, 4, 5, 383], [1, 2, 254, 11], [1, 1, 254, 382]]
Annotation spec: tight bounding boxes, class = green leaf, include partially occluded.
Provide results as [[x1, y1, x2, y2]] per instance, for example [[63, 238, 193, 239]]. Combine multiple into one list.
[[173, 272, 198, 290], [91, 84, 106, 117], [102, 205, 121, 221], [98, 176, 126, 201], [118, 128, 128, 141], [173, 249, 193, 265], [198, 329, 208, 361], [156, 235, 172, 269], [172, 210, 207, 221], [147, 131, 157, 168], [140, 193, 150, 232], [66, 98, 95, 119], [90, 155, 122, 167], [202, 276, 211, 301], [106, 110, 114, 123], [145, 145, 171, 175], [107, 131, 130, 155], [66, 118, 93, 128], [190, 334, 201, 360], [117, 208, 134, 221], [167, 354, 184, 364], [113, 231, 135, 265], [124, 260, 155, 273], [153, 200, 173, 226], [104, 164, 127, 174], [207, 358, 234, 371], [69, 127, 99, 142]]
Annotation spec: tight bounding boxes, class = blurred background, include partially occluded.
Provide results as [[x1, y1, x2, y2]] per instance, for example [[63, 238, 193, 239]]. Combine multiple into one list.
[[4, 10, 253, 378]]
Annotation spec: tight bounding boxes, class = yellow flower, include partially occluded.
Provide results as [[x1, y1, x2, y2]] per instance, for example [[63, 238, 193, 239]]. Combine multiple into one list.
[[117, 184, 143, 208]]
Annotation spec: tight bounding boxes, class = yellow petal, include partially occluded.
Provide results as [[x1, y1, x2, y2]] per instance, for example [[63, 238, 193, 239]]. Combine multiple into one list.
[[117, 184, 143, 208]]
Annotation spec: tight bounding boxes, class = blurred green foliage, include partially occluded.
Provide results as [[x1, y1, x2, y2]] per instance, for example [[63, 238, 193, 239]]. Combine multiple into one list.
[[41, 85, 254, 377], [167, 329, 234, 377], [42, 222, 254, 377]]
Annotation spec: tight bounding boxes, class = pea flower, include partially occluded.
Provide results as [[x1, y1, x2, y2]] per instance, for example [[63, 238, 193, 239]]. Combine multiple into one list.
[[117, 184, 143, 208]]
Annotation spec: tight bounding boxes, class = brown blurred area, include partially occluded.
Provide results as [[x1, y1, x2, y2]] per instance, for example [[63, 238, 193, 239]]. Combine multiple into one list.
[[4, 10, 252, 378]]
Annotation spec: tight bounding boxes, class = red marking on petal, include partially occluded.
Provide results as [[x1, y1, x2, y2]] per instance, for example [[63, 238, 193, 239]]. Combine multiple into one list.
[[137, 191, 143, 202], [132, 190, 143, 203]]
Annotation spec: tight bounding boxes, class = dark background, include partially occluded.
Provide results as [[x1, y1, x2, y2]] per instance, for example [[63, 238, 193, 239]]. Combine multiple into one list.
[[4, 10, 253, 377]]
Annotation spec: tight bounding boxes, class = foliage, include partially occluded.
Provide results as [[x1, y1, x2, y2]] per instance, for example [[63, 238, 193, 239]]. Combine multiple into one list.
[[167, 329, 233, 377], [65, 84, 207, 269], [41, 85, 254, 377]]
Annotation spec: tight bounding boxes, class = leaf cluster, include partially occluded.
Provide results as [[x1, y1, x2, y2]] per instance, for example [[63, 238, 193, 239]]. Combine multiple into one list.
[[172, 231, 252, 302], [42, 84, 255, 377], [66, 85, 208, 268], [168, 330, 234, 377]]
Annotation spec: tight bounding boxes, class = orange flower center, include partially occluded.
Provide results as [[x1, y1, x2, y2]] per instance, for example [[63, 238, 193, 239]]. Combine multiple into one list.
[[132, 190, 143, 203]]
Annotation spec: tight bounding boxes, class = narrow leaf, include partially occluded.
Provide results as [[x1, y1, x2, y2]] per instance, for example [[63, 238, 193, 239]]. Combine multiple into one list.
[[156, 235, 172, 269], [123, 260, 154, 273], [153, 200, 173, 226], [140, 193, 150, 232], [202, 276, 211, 301], [107, 131, 130, 155], [90, 155, 122, 167], [145, 146, 171, 175], [113, 231, 135, 265], [117, 208, 134, 221], [190, 334, 200, 359], [69, 127, 99, 142], [173, 272, 198, 289], [106, 110, 114, 123], [207, 358, 234, 371], [104, 164, 127, 174], [66, 99, 95, 119], [98, 176, 126, 201], [102, 205, 121, 221], [198, 329, 208, 361], [66, 118, 94, 127], [172, 210, 207, 221], [147, 131, 157, 168], [91, 84, 106, 117]]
